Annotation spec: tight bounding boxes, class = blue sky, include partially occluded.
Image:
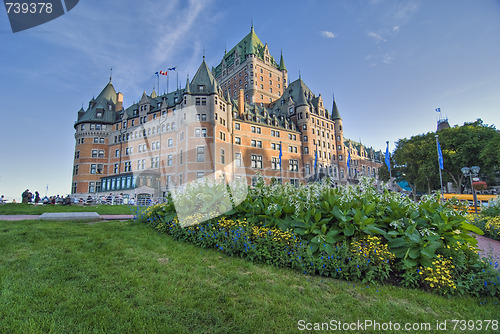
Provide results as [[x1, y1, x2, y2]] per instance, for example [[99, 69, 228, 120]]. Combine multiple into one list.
[[1, 0, 499, 201]]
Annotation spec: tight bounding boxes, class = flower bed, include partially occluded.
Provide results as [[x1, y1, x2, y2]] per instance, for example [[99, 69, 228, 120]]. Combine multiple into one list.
[[135, 177, 500, 297]]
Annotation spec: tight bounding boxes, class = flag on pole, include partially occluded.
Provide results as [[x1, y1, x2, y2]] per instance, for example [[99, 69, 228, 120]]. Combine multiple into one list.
[[435, 108, 441, 112], [347, 150, 351, 171], [167, 67, 177, 71], [278, 142, 282, 168], [156, 71, 168, 76], [437, 139, 444, 170], [314, 149, 318, 170], [385, 143, 391, 173]]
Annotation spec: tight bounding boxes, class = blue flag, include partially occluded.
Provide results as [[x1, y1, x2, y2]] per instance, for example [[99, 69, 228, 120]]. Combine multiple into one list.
[[435, 107, 441, 112], [278, 143, 282, 168], [168, 67, 176, 71], [347, 150, 351, 171], [155, 72, 159, 78], [437, 140, 444, 170], [385, 143, 391, 173], [314, 149, 318, 170]]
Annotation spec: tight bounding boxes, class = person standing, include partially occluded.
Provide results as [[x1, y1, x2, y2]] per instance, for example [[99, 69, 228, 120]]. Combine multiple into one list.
[[21, 189, 29, 204], [34, 191, 41, 204]]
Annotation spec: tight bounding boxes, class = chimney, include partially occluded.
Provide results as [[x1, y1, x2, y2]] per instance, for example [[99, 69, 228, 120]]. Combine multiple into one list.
[[238, 89, 244, 118], [116, 92, 124, 111]]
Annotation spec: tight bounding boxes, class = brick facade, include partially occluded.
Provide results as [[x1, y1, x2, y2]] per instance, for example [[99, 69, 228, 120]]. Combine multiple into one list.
[[71, 28, 383, 200]]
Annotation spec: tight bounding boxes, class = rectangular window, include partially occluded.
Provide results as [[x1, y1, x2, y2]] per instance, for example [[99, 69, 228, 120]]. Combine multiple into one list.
[[73, 165, 79, 175], [197, 172, 204, 179], [114, 163, 119, 174], [98, 150, 105, 158], [235, 152, 241, 167], [271, 157, 279, 170], [197, 147, 205, 162], [251, 154, 263, 168], [235, 123, 240, 130], [92, 150, 98, 158], [289, 159, 299, 172], [168, 138, 173, 147], [235, 137, 241, 145], [151, 157, 159, 168], [90, 164, 97, 174], [74, 151, 80, 159], [88, 182, 95, 193], [167, 154, 173, 166], [124, 161, 131, 172], [72, 182, 77, 194], [305, 164, 311, 175], [97, 164, 103, 174], [221, 149, 225, 164]]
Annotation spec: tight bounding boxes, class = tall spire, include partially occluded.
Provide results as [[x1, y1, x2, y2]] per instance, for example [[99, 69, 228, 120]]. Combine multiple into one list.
[[331, 94, 341, 120], [279, 50, 286, 71]]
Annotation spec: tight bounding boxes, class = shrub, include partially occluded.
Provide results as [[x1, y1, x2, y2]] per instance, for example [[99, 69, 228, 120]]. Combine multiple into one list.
[[135, 178, 500, 297]]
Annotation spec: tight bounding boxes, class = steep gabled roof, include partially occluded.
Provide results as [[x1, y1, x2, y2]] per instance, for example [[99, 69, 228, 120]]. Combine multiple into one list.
[[190, 59, 219, 94], [74, 82, 118, 127], [213, 26, 281, 77]]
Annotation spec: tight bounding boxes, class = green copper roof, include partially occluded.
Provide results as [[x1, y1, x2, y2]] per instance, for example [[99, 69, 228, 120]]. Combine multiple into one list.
[[74, 82, 119, 127], [190, 59, 219, 94], [96, 82, 117, 104], [279, 51, 286, 71], [331, 97, 341, 120], [213, 27, 282, 77]]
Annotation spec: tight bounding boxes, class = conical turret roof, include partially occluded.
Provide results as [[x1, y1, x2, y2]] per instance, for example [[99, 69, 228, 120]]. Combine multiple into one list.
[[331, 96, 341, 120]]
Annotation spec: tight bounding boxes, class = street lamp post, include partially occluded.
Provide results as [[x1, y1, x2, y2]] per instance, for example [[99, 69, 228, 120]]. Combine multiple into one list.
[[461, 166, 480, 214]]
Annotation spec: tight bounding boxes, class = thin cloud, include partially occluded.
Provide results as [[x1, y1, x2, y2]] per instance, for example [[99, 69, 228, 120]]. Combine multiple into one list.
[[367, 31, 386, 43], [33, 0, 212, 96], [320, 31, 337, 39]]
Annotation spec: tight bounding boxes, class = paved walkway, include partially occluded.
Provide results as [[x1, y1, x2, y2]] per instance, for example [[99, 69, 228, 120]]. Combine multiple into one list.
[[475, 234, 500, 261]]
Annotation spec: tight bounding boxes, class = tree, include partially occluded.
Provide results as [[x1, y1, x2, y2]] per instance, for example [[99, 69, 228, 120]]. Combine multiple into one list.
[[392, 119, 499, 195]]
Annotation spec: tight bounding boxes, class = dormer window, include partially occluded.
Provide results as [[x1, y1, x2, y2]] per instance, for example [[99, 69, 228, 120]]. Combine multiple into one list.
[[198, 85, 205, 92], [108, 104, 112, 111], [96, 112, 103, 118]]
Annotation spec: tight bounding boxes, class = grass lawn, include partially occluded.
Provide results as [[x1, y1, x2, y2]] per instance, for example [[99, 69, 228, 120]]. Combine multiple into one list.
[[0, 203, 134, 215], [0, 220, 498, 334]]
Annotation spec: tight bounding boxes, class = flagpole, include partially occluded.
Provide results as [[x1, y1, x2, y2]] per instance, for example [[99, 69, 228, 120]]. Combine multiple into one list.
[[386, 141, 392, 190], [315, 143, 318, 181], [279, 141, 282, 182], [435, 135, 444, 193]]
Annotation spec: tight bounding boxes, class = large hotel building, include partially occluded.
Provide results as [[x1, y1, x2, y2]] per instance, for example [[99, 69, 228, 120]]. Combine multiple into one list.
[[71, 27, 384, 201]]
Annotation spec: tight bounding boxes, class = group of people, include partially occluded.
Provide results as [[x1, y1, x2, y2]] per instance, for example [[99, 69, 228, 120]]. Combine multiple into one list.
[[20, 189, 71, 205], [21, 189, 41, 204]]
